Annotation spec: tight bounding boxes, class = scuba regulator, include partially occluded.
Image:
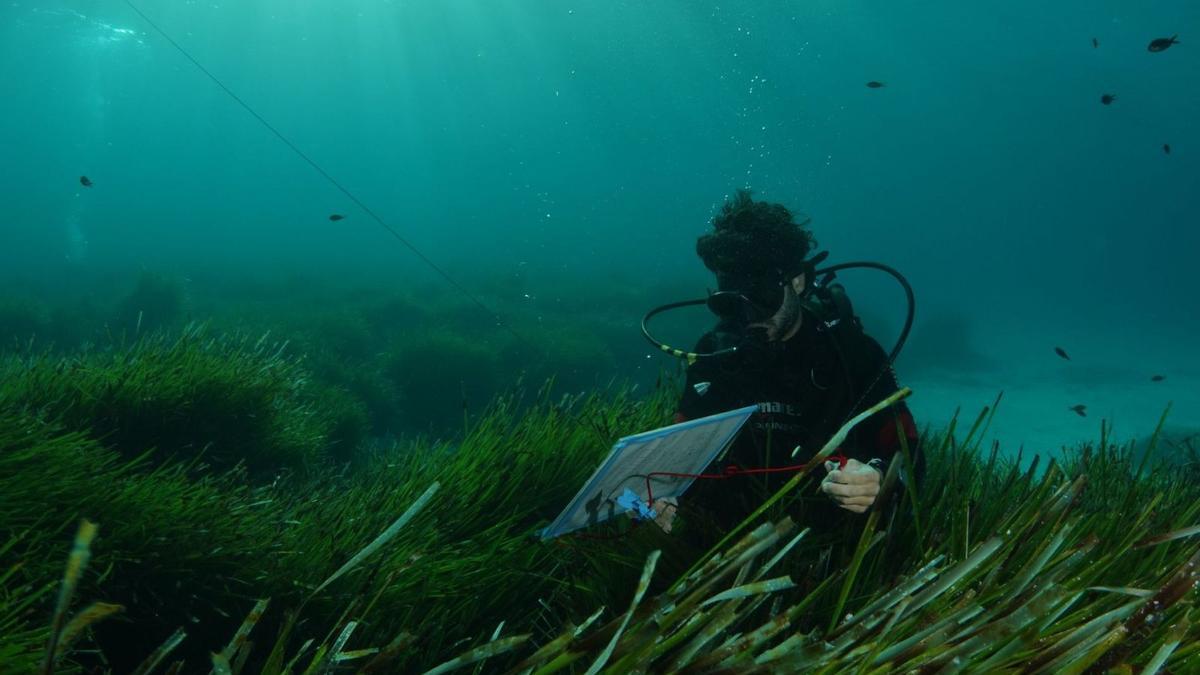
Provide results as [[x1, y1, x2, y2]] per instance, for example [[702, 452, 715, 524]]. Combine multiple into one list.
[[641, 252, 915, 367]]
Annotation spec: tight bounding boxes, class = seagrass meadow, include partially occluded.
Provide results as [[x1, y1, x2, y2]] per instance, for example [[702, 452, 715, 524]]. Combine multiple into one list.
[[4, 0, 1200, 671], [2, 318, 1200, 673]]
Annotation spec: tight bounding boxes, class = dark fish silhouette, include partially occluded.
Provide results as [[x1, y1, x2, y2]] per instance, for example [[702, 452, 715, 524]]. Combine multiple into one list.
[[79, 176, 93, 187], [1092, 37, 1099, 48], [866, 81, 886, 89], [1055, 346, 1070, 361], [1100, 94, 1116, 105], [1148, 35, 1179, 52], [1163, 143, 1171, 154], [1151, 374, 1165, 382], [328, 214, 345, 221], [1069, 404, 1087, 417]]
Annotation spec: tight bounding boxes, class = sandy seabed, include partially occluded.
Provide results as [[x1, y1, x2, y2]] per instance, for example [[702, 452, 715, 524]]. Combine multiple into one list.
[[901, 322, 1199, 460]]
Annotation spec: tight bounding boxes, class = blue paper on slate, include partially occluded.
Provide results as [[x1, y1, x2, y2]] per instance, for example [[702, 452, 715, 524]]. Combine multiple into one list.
[[540, 405, 757, 540]]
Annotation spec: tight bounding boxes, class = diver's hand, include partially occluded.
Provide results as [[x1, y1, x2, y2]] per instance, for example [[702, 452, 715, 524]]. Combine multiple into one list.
[[652, 497, 678, 533], [820, 459, 881, 514]]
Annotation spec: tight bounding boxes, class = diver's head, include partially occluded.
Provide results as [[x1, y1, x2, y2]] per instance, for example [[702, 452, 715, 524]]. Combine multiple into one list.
[[697, 189, 816, 338]]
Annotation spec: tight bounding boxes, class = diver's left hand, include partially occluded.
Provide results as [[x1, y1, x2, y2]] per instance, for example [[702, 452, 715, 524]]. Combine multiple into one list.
[[821, 459, 881, 514], [652, 497, 678, 534]]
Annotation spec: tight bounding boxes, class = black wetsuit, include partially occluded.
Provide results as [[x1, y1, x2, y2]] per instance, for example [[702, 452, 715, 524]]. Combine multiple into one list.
[[671, 300, 920, 538]]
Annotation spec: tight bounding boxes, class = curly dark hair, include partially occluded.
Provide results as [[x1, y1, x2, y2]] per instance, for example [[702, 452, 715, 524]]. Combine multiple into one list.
[[696, 189, 816, 279]]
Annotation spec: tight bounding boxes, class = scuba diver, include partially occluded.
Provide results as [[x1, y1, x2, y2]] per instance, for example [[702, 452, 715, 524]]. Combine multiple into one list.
[[641, 189, 922, 538]]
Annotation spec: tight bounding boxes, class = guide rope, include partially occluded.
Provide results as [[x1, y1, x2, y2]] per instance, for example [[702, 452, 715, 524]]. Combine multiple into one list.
[[123, 0, 524, 345]]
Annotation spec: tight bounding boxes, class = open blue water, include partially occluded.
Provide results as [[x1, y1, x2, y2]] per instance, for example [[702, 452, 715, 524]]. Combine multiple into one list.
[[2, 0, 1196, 454]]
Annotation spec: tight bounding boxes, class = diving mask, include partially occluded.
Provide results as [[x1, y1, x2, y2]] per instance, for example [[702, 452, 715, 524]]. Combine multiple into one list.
[[705, 270, 790, 324]]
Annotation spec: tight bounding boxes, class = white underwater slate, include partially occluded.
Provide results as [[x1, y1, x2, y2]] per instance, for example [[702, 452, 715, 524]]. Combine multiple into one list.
[[540, 405, 757, 540]]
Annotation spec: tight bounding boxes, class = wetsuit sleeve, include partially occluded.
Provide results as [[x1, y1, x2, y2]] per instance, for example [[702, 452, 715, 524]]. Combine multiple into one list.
[[846, 332, 923, 483]]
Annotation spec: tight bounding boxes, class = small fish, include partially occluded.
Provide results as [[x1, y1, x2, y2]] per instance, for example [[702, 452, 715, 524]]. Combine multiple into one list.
[[1151, 374, 1165, 382], [866, 81, 886, 89], [1163, 143, 1171, 154], [1148, 35, 1179, 53], [1092, 37, 1099, 48], [1100, 94, 1116, 105], [1055, 346, 1071, 361], [328, 214, 345, 221], [79, 175, 93, 187], [1069, 404, 1087, 417]]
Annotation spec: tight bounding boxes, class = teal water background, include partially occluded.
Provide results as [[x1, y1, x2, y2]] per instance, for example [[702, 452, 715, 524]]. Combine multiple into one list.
[[2, 0, 1197, 448]]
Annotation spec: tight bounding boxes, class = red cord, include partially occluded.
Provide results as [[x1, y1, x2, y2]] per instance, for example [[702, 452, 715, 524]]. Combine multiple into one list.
[[644, 447, 846, 506], [831, 449, 849, 471], [562, 448, 848, 541]]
